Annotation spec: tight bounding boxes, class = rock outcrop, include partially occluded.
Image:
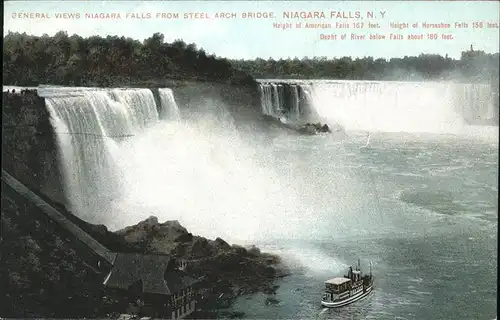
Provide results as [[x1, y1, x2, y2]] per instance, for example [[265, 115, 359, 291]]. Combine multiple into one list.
[[87, 215, 289, 318], [3, 183, 289, 319], [298, 122, 333, 135], [262, 114, 347, 137], [114, 216, 289, 304]]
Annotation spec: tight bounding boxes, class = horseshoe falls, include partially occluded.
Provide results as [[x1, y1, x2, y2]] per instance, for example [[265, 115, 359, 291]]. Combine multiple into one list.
[[257, 80, 498, 135], [242, 79, 498, 320]]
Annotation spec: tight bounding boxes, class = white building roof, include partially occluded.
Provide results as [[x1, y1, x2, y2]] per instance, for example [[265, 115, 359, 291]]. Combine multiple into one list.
[[325, 277, 351, 285]]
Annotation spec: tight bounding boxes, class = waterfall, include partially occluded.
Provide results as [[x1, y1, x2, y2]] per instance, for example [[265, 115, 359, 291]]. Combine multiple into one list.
[[158, 88, 181, 121], [299, 84, 319, 122], [109, 89, 160, 128], [259, 83, 283, 118], [271, 84, 281, 115], [43, 88, 162, 223], [258, 80, 497, 132], [456, 84, 495, 122], [291, 85, 300, 121], [258, 84, 274, 116], [278, 85, 285, 114], [258, 82, 316, 123]]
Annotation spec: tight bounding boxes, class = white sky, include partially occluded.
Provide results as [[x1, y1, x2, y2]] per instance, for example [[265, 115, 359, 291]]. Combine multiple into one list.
[[4, 1, 500, 59]]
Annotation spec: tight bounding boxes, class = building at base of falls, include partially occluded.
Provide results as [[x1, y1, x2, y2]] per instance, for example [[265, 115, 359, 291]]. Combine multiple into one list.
[[103, 253, 199, 319]]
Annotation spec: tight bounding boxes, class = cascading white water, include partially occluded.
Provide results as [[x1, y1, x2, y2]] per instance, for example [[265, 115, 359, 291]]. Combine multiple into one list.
[[278, 85, 285, 115], [259, 82, 316, 123], [271, 84, 281, 115], [43, 88, 162, 223], [259, 81, 331, 125], [258, 84, 274, 116], [109, 89, 160, 128], [291, 85, 300, 121], [455, 83, 494, 121], [158, 88, 181, 121], [259, 83, 287, 119], [258, 80, 496, 133], [299, 84, 322, 122]]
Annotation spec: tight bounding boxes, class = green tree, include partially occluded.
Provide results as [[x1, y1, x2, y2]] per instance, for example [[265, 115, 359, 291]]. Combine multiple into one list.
[[3, 31, 254, 87]]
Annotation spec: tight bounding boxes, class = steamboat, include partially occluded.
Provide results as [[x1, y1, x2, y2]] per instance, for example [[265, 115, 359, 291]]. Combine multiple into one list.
[[321, 260, 374, 308]]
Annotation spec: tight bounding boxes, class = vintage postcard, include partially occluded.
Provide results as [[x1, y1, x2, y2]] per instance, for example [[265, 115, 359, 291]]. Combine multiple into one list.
[[2, 1, 498, 319]]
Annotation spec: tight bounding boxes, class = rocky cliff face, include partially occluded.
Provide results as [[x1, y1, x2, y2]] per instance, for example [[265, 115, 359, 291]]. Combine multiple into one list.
[[2, 91, 66, 206]]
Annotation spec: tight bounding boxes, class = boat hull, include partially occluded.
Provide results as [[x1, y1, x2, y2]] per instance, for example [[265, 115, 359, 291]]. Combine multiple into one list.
[[321, 285, 373, 308]]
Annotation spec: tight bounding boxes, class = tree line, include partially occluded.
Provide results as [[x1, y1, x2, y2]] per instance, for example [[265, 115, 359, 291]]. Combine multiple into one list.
[[3, 31, 254, 87], [3, 30, 498, 86], [229, 51, 499, 82]]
